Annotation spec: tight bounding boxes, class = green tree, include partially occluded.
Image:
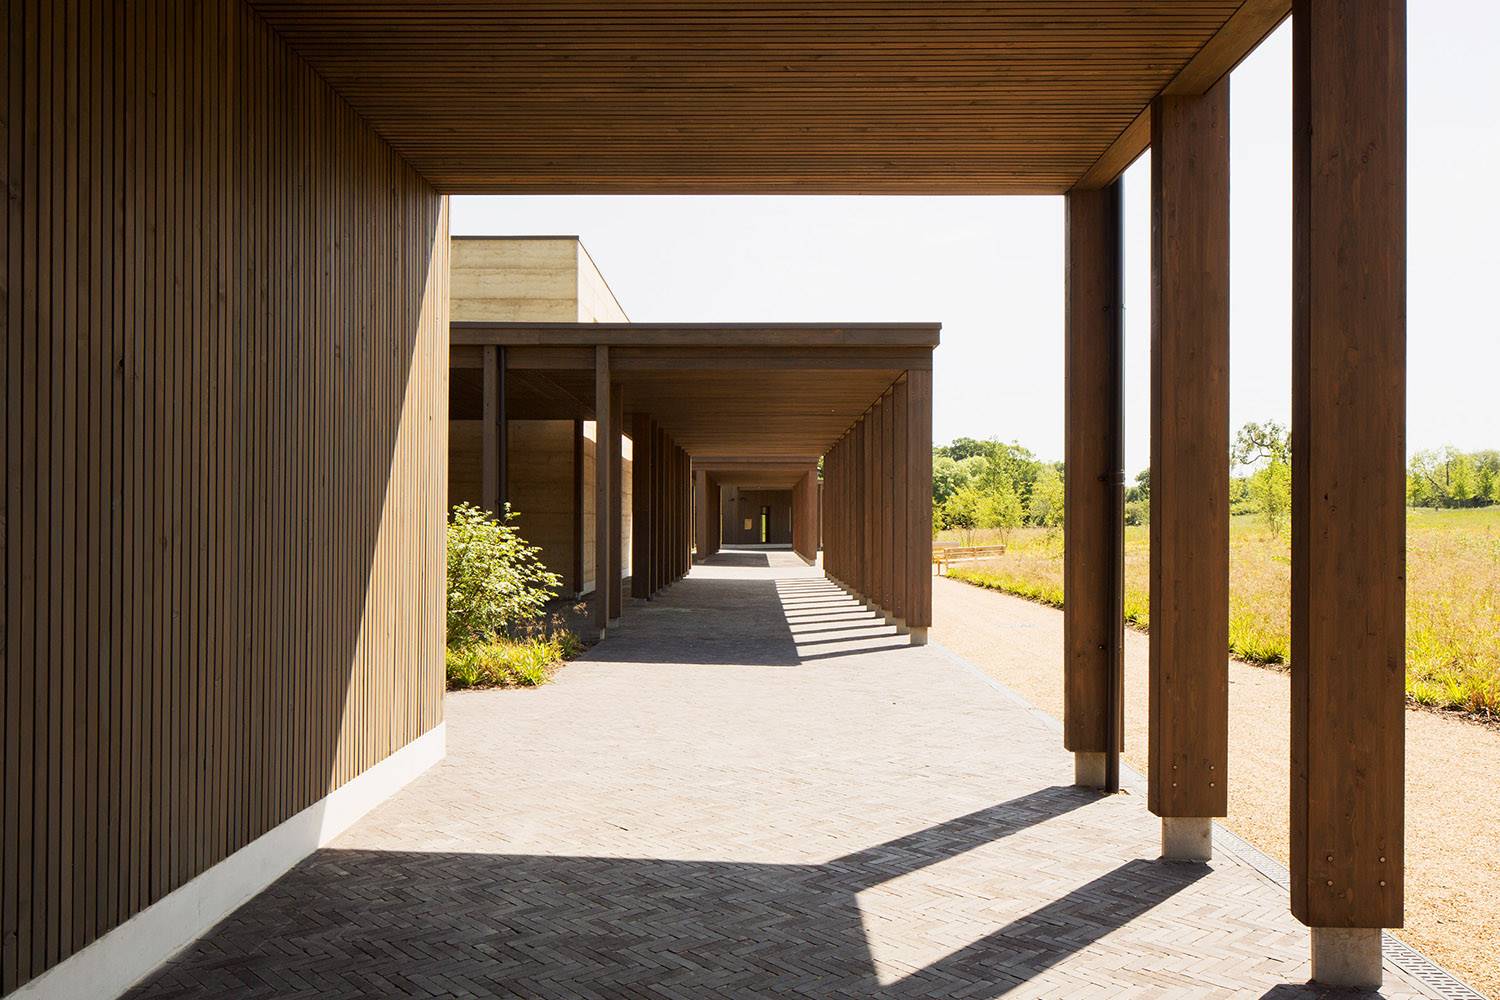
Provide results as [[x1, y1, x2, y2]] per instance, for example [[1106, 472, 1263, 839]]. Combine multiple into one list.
[[1027, 465, 1065, 529], [1408, 447, 1488, 509], [1250, 460, 1292, 538], [1233, 420, 1289, 466], [932, 455, 966, 507], [1477, 462, 1497, 505], [978, 481, 1025, 540], [941, 484, 984, 544], [1229, 475, 1254, 515], [446, 503, 563, 648], [1449, 452, 1478, 505], [938, 437, 993, 462]]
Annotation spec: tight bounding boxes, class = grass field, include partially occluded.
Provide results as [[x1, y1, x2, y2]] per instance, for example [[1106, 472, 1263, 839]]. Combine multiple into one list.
[[939, 506, 1500, 717]]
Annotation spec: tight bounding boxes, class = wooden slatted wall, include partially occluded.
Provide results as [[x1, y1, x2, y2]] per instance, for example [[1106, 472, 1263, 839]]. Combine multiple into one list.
[[1, 2, 449, 992]]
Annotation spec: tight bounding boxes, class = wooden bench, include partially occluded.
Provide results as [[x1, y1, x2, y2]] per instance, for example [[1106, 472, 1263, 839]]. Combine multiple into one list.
[[933, 544, 1007, 575]]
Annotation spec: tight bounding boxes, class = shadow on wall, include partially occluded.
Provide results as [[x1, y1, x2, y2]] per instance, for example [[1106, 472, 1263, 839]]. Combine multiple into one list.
[[125, 786, 1225, 998]]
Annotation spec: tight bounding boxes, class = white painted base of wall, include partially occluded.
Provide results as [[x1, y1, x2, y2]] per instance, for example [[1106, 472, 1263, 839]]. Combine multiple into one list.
[[12, 722, 446, 1000]]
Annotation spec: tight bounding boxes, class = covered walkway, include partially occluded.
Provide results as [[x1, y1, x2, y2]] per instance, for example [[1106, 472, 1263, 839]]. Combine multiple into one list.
[[128, 553, 1438, 999]]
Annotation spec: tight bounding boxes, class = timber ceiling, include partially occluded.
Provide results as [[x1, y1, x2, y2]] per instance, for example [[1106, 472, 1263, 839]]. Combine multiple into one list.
[[454, 323, 933, 455], [246, 1, 1287, 194]]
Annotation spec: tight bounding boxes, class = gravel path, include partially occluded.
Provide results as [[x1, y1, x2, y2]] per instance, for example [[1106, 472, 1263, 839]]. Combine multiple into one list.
[[932, 574, 1500, 999]]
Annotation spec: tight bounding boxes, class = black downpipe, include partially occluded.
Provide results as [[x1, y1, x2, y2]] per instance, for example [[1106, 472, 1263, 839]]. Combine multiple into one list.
[[496, 345, 509, 508]]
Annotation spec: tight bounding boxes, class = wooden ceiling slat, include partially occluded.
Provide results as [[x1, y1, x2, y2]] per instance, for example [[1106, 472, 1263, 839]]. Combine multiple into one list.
[[474, 322, 925, 455], [245, 0, 1286, 194]]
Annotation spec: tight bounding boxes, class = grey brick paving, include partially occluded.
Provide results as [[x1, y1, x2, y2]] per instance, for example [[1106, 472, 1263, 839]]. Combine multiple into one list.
[[128, 552, 1441, 999]]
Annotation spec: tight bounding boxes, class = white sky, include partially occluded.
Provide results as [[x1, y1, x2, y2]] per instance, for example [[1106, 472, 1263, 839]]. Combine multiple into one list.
[[452, 5, 1500, 476]]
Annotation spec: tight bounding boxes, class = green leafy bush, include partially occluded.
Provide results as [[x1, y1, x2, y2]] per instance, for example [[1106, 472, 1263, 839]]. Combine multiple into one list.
[[446, 633, 580, 689], [446, 502, 563, 648]]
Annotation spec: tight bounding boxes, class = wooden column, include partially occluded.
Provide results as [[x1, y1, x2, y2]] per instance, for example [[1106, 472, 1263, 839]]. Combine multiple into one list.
[[1148, 79, 1231, 851], [876, 389, 888, 617], [707, 478, 721, 557], [668, 446, 678, 579], [677, 450, 686, 575], [840, 436, 850, 586], [828, 447, 838, 578], [891, 377, 910, 625], [631, 413, 652, 599], [904, 369, 933, 640], [694, 470, 708, 562], [481, 344, 508, 515], [684, 453, 692, 572], [1291, 0, 1405, 975], [654, 426, 667, 591], [608, 386, 624, 620], [835, 442, 844, 581], [666, 440, 677, 582], [853, 418, 867, 598], [572, 419, 585, 595], [793, 468, 818, 564], [1063, 182, 1125, 790], [876, 409, 886, 610], [593, 346, 611, 633]]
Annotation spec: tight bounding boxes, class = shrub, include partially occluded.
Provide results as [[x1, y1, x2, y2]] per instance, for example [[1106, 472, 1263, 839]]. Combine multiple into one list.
[[445, 633, 580, 689], [446, 502, 563, 648]]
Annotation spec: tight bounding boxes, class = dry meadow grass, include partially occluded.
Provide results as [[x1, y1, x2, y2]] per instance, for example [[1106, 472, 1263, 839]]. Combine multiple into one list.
[[939, 505, 1500, 717]]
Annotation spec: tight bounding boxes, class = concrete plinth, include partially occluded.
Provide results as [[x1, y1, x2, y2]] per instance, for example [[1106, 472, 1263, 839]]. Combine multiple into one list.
[[1073, 752, 1106, 789], [1160, 816, 1212, 862], [1311, 927, 1383, 989], [908, 627, 928, 646]]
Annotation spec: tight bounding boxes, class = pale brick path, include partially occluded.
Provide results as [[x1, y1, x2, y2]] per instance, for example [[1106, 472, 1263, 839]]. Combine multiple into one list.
[[129, 552, 1440, 999]]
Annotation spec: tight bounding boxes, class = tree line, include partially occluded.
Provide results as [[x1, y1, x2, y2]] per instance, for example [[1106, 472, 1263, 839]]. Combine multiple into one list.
[[932, 438, 1063, 541], [932, 420, 1497, 542]]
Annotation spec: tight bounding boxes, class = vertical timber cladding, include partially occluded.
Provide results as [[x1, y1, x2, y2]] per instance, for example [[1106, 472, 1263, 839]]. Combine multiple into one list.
[[1148, 80, 1231, 820], [0, 2, 449, 993], [1291, 0, 1406, 930], [1062, 184, 1125, 755]]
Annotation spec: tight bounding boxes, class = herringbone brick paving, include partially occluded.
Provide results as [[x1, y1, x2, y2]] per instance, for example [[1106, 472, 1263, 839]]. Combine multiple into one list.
[[128, 551, 1440, 999]]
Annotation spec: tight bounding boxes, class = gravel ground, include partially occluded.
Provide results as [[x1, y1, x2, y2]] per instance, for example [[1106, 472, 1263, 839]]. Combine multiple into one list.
[[932, 574, 1500, 999]]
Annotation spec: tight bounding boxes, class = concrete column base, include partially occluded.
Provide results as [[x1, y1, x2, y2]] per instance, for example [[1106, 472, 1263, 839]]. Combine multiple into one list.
[[908, 627, 929, 646], [1073, 751, 1107, 788], [1310, 927, 1383, 989], [888, 616, 906, 630], [1160, 816, 1212, 862]]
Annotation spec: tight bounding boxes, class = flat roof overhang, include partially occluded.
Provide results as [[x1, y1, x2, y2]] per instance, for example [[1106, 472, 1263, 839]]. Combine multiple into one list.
[[451, 321, 938, 456], [692, 457, 820, 491], [246, 1, 1288, 195]]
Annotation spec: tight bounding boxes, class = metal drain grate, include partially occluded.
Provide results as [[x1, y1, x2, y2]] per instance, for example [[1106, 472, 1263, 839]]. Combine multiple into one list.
[[935, 641, 1487, 1000], [1214, 810, 1485, 999]]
